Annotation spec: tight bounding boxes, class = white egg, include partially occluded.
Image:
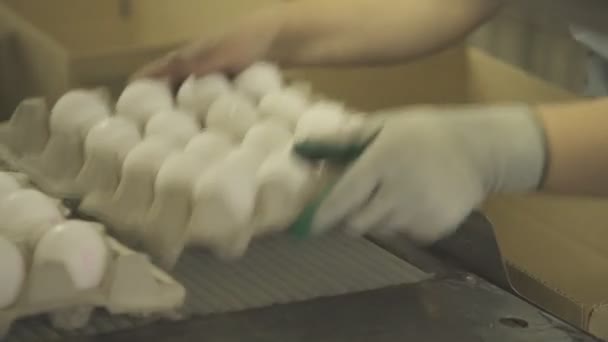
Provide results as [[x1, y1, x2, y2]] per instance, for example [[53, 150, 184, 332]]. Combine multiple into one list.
[[145, 109, 201, 147], [294, 101, 348, 141], [206, 92, 259, 140], [258, 87, 309, 127], [0, 235, 25, 309], [255, 146, 313, 234], [116, 79, 174, 128], [184, 131, 234, 159], [104, 138, 177, 244], [0, 189, 65, 245], [242, 120, 293, 158], [189, 147, 263, 259], [177, 73, 232, 123], [33, 220, 108, 290], [77, 117, 141, 197], [0, 173, 21, 199], [234, 62, 283, 101]]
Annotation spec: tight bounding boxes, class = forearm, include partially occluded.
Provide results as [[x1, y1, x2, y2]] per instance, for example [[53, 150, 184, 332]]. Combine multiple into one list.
[[268, 0, 503, 66], [537, 98, 608, 196]]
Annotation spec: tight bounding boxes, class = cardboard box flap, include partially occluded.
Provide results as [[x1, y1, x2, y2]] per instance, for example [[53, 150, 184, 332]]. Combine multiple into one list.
[[589, 305, 608, 339], [485, 194, 608, 335], [508, 266, 608, 338], [287, 47, 574, 112], [505, 263, 585, 326], [463, 49, 577, 102]]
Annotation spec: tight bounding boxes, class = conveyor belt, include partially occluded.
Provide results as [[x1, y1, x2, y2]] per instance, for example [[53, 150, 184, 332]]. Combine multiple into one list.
[[6, 234, 429, 342]]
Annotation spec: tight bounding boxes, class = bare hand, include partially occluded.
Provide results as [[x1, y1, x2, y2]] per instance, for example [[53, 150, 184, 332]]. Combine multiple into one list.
[[132, 7, 285, 89]]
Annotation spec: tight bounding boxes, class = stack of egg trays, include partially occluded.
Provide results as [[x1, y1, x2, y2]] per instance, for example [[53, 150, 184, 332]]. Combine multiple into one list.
[[0, 62, 356, 270], [0, 167, 185, 339]]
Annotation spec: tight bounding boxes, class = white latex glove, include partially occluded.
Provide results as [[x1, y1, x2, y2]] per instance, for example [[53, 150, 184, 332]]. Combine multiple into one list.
[[294, 104, 547, 244]]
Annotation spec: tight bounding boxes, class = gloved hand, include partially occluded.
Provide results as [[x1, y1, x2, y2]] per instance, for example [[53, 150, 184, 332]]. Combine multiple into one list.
[[132, 6, 286, 89], [293, 104, 547, 244]]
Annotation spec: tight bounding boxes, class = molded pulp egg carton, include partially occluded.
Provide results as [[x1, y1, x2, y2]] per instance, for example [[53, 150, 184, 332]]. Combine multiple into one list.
[[0, 62, 372, 339], [0, 62, 362, 268], [0, 171, 185, 339]]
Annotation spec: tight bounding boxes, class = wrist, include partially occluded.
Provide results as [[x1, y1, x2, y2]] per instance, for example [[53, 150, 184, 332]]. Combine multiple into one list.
[[463, 104, 547, 194]]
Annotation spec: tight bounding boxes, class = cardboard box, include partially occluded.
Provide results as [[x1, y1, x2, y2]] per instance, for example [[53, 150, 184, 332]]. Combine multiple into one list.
[[1, 1, 606, 339]]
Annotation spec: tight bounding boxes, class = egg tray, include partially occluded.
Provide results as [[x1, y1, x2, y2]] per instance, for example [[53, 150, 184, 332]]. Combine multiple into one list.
[[0, 63, 356, 269], [0, 227, 186, 340], [0, 63, 432, 341], [0, 170, 184, 340], [6, 234, 430, 342]]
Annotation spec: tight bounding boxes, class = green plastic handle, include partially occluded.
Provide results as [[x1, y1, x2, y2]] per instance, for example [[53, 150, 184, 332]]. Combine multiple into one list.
[[288, 182, 337, 239], [288, 133, 379, 238]]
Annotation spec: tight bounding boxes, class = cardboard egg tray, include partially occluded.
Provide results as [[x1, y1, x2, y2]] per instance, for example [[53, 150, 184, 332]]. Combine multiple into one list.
[[0, 63, 350, 268], [0, 62, 431, 341], [0, 232, 186, 338], [0, 176, 426, 342], [0, 171, 185, 340]]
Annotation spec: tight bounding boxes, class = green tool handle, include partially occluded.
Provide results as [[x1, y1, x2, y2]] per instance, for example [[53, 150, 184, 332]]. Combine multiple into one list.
[[288, 132, 379, 238]]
